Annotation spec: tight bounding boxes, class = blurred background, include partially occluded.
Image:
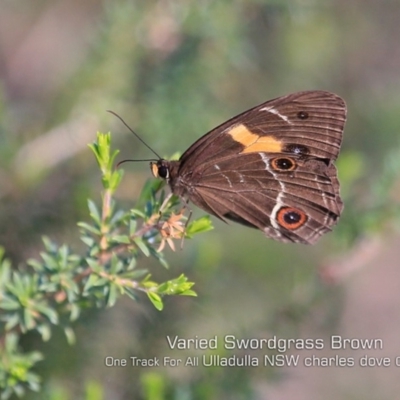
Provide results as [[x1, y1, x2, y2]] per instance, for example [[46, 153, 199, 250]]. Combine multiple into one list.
[[1, 0, 400, 399]]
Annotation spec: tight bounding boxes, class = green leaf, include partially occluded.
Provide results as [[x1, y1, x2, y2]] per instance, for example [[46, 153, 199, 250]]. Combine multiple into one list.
[[64, 326, 76, 345], [155, 274, 196, 296], [4, 313, 20, 330], [134, 238, 150, 257], [89, 132, 112, 170], [42, 236, 57, 253], [83, 273, 101, 293], [110, 209, 128, 225], [23, 308, 36, 331], [124, 288, 137, 301], [37, 324, 52, 341], [109, 169, 124, 191], [129, 218, 137, 236], [147, 292, 163, 311], [180, 290, 197, 297], [0, 296, 21, 310], [148, 247, 169, 269], [80, 235, 95, 247], [69, 303, 80, 321], [124, 269, 148, 280], [109, 147, 120, 168], [4, 332, 18, 350], [130, 208, 146, 219], [126, 256, 137, 271], [39, 252, 58, 271], [77, 222, 101, 235], [89, 244, 100, 257], [109, 254, 122, 274], [111, 235, 130, 244], [107, 284, 118, 307], [186, 215, 214, 237], [87, 200, 101, 226], [86, 258, 102, 272], [137, 179, 165, 208], [27, 258, 43, 272], [35, 303, 58, 325], [0, 256, 11, 288]]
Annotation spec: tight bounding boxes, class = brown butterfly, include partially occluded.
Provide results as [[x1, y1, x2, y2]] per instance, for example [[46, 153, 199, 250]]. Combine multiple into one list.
[[123, 91, 347, 244]]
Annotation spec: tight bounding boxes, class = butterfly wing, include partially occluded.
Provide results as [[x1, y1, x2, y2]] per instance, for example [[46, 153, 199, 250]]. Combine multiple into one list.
[[174, 91, 346, 244], [179, 91, 345, 170], [189, 152, 342, 244]]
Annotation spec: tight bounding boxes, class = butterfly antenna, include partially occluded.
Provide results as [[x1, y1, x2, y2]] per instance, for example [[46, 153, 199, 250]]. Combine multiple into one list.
[[116, 158, 159, 168], [107, 110, 162, 159]]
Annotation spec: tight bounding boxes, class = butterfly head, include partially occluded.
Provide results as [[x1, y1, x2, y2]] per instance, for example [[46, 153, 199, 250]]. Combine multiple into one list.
[[150, 160, 183, 196], [151, 160, 170, 181]]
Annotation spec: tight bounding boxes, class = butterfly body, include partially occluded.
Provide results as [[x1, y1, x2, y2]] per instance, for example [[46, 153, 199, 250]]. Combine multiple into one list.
[[151, 91, 346, 244]]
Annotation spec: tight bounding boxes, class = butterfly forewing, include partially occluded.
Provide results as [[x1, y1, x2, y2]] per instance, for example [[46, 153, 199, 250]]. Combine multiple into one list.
[[179, 91, 345, 171]]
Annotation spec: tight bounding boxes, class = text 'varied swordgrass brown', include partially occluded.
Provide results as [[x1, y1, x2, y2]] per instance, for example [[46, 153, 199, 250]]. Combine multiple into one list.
[[115, 91, 347, 244]]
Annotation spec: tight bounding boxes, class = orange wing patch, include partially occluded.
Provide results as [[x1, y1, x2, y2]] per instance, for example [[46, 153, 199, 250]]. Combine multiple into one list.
[[227, 124, 282, 153]]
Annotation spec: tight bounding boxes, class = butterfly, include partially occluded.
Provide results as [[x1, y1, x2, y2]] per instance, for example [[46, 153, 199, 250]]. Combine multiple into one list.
[[128, 91, 346, 244]]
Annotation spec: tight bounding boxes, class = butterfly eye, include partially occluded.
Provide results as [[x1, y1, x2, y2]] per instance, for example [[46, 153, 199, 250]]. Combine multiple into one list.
[[158, 165, 169, 179]]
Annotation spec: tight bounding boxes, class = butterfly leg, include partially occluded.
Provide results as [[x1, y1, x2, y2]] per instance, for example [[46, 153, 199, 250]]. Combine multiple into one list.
[[180, 204, 193, 250], [158, 192, 173, 214]]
